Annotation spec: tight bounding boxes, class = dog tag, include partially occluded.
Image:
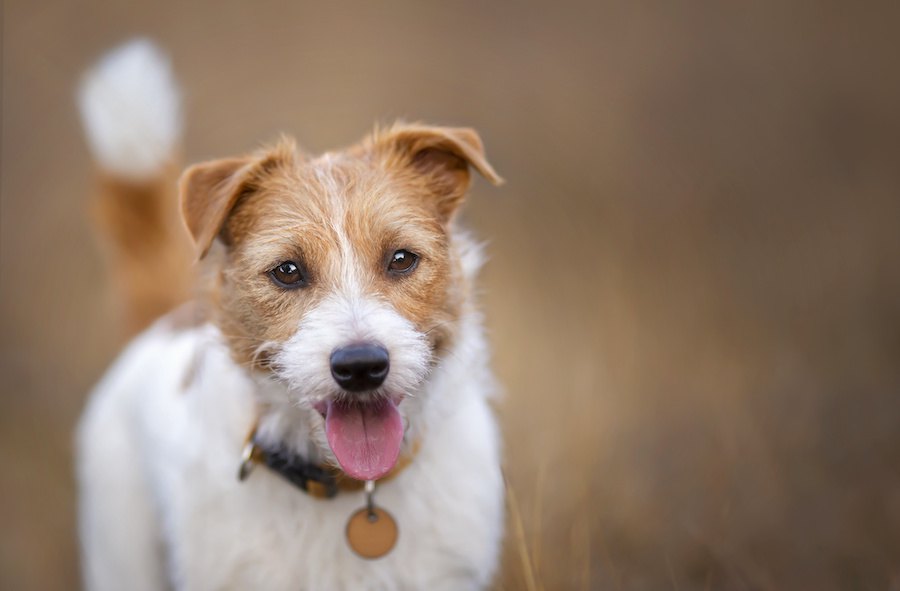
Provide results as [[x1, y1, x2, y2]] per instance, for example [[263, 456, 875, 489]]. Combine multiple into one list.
[[346, 506, 398, 559], [346, 480, 397, 559]]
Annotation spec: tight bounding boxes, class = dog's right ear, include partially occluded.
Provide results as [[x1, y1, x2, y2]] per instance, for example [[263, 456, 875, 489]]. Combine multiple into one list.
[[179, 157, 253, 259], [179, 142, 294, 259]]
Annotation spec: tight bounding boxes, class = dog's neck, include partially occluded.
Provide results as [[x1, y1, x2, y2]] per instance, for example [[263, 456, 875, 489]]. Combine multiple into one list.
[[250, 379, 325, 463], [242, 308, 487, 469]]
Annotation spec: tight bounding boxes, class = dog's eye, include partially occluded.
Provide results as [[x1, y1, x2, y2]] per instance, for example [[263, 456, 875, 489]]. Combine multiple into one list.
[[388, 250, 419, 274], [269, 261, 306, 288]]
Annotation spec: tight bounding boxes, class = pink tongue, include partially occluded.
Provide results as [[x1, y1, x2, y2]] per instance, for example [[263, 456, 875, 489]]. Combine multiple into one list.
[[324, 399, 404, 480]]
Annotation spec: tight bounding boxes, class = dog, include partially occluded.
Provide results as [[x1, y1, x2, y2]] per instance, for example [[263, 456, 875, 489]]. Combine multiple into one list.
[[76, 40, 505, 590]]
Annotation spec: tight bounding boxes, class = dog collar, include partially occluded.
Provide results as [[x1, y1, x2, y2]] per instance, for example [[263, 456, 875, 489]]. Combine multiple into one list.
[[237, 427, 417, 499]]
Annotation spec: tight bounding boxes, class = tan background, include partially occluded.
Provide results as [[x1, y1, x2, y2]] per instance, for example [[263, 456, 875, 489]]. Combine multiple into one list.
[[2, 1, 900, 589]]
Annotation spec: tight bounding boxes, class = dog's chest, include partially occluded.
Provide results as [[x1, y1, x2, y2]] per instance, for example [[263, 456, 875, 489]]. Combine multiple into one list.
[[166, 469, 472, 589], [132, 325, 504, 590]]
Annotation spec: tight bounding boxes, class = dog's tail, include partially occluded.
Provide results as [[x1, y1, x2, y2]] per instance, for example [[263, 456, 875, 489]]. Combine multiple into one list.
[[79, 39, 193, 335]]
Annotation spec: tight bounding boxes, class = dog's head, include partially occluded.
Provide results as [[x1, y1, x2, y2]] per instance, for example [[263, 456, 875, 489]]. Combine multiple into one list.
[[179, 124, 501, 480]]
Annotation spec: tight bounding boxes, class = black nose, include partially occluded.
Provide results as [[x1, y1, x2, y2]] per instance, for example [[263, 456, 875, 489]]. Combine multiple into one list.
[[330, 344, 390, 392]]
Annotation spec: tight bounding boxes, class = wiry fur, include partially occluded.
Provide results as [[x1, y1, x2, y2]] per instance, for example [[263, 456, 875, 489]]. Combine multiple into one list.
[[77, 40, 504, 590]]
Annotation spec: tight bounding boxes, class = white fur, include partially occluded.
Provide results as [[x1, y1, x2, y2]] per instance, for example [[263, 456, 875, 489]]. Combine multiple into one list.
[[78, 39, 181, 178], [78, 311, 503, 590]]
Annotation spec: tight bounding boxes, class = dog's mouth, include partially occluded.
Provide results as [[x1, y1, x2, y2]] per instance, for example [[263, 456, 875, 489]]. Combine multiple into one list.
[[315, 398, 404, 481]]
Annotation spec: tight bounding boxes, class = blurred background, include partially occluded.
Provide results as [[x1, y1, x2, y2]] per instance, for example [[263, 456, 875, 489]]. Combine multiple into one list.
[[2, 1, 899, 589]]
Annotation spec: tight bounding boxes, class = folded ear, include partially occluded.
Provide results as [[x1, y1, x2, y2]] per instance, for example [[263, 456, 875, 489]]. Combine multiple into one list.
[[179, 141, 294, 259], [366, 124, 503, 219]]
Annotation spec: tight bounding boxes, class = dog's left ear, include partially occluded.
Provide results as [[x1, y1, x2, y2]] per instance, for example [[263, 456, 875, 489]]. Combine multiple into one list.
[[365, 124, 503, 219]]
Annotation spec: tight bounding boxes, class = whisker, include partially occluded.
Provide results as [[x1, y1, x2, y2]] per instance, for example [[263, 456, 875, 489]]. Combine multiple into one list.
[[250, 341, 279, 370], [432, 345, 462, 364], [423, 321, 451, 336]]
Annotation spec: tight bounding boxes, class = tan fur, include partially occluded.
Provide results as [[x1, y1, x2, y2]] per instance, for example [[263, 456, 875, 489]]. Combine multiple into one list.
[[91, 166, 193, 335], [176, 123, 501, 370]]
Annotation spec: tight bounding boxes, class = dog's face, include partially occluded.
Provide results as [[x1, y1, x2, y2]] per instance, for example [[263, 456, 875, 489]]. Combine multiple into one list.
[[180, 125, 500, 480]]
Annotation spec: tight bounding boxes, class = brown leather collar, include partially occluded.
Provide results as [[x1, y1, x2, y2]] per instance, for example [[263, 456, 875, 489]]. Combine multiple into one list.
[[238, 427, 417, 499]]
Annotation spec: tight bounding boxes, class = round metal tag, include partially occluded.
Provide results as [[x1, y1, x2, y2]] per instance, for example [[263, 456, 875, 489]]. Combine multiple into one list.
[[345, 507, 398, 559]]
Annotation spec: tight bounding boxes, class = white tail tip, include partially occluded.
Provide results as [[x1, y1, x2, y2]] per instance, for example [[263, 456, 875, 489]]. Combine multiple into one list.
[[78, 39, 181, 179]]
